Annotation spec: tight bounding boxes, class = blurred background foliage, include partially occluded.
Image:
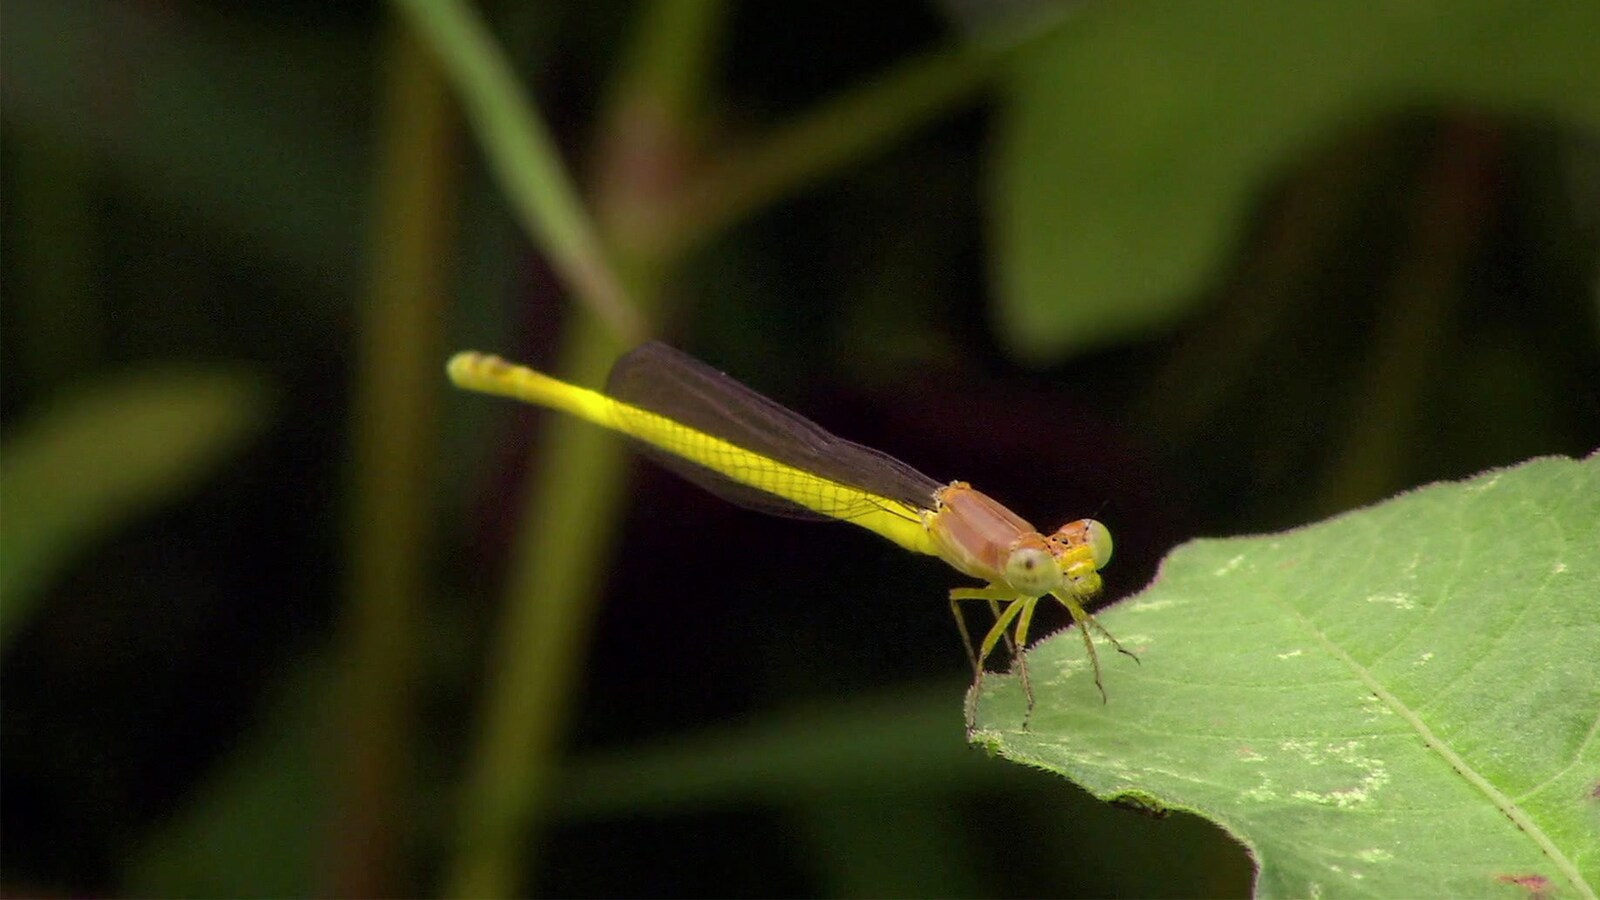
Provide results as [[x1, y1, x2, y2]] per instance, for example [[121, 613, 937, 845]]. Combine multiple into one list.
[[2, 0, 1597, 897]]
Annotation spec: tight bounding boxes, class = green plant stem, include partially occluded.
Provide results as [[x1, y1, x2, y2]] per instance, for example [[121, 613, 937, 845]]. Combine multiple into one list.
[[329, 22, 458, 898], [424, 2, 1032, 895], [631, 19, 1050, 259], [611, 0, 727, 124], [445, 313, 639, 899], [392, 0, 647, 344], [438, 0, 713, 893]]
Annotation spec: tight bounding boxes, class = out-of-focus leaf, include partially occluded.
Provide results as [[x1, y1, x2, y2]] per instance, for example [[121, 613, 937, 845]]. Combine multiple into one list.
[[974, 454, 1599, 896], [993, 1, 1600, 360], [0, 0, 369, 280], [553, 682, 1252, 896], [0, 367, 270, 643], [553, 684, 987, 817], [125, 656, 330, 898]]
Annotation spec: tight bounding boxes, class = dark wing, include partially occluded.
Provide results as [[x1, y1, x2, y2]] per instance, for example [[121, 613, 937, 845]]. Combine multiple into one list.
[[605, 342, 943, 520]]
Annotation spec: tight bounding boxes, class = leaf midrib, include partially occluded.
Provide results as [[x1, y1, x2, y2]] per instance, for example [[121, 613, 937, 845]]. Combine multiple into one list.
[[1278, 595, 1593, 899]]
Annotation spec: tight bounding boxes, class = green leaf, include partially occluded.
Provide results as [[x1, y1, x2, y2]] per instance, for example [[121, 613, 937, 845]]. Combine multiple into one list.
[[125, 656, 329, 898], [4, 0, 369, 278], [974, 454, 1600, 897], [992, 1, 1600, 361], [553, 683, 1252, 896], [0, 367, 270, 644]]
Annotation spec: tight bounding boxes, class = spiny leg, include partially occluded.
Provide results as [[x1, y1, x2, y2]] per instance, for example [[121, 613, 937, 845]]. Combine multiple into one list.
[[953, 586, 1054, 729], [1052, 590, 1123, 703], [972, 595, 1024, 730], [975, 598, 1027, 674], [1086, 613, 1140, 664], [948, 594, 979, 674], [965, 595, 1027, 729], [950, 584, 1022, 671], [1010, 594, 1042, 727], [950, 585, 1021, 730], [989, 598, 1018, 658], [948, 594, 980, 730]]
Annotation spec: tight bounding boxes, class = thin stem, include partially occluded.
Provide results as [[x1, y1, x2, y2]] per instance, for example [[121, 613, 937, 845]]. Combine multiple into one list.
[[425, 3, 1052, 895], [610, 0, 727, 124], [444, 313, 642, 900], [632, 15, 1062, 259], [329, 22, 458, 897], [393, 0, 648, 344], [435, 1, 715, 895]]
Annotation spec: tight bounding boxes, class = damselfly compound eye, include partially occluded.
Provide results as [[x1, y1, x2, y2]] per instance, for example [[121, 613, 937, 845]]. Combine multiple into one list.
[[1003, 546, 1064, 596], [1083, 519, 1112, 569]]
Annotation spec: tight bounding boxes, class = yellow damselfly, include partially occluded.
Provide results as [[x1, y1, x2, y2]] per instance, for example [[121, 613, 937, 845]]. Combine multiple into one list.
[[448, 342, 1134, 723]]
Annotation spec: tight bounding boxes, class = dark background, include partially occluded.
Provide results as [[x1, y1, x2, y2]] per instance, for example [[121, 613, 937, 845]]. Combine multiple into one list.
[[3, 1, 1596, 897]]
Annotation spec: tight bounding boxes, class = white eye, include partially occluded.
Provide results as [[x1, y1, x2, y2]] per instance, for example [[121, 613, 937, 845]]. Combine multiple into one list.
[[1004, 546, 1063, 596]]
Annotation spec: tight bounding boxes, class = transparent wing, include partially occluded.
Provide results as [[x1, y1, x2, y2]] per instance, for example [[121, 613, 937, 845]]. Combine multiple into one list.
[[605, 342, 943, 521]]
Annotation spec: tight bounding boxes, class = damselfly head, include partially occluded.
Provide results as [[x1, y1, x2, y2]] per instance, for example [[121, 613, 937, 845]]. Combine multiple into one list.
[[1052, 518, 1113, 569], [1048, 518, 1112, 599]]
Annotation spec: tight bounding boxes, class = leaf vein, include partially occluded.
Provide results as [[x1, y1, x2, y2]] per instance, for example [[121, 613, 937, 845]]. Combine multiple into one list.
[[1273, 593, 1592, 899]]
